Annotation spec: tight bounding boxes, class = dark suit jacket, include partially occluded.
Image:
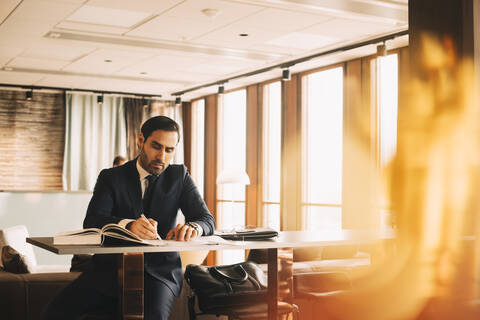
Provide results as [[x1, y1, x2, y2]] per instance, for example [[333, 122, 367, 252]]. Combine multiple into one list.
[[83, 159, 215, 296]]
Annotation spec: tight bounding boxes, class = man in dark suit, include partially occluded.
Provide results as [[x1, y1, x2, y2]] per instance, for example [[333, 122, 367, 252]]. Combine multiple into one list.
[[42, 116, 215, 320]]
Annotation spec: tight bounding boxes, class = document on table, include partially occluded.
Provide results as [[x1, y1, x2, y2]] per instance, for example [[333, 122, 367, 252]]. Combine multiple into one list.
[[163, 235, 242, 246]]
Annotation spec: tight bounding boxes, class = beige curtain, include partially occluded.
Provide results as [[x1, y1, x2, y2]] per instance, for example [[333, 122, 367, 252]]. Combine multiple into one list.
[[62, 93, 127, 191]]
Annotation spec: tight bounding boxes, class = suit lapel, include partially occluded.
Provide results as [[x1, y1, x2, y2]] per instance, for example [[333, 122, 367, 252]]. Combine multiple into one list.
[[126, 159, 142, 218]]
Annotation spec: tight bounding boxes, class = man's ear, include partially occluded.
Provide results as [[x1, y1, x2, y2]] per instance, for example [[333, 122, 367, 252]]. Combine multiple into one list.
[[137, 133, 145, 149]]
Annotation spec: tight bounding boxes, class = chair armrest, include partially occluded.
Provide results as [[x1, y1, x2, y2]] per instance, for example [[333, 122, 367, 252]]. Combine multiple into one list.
[[295, 289, 347, 300], [294, 271, 352, 296]]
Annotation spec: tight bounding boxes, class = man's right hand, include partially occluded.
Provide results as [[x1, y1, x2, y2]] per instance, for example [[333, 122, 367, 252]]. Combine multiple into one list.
[[127, 217, 158, 239]]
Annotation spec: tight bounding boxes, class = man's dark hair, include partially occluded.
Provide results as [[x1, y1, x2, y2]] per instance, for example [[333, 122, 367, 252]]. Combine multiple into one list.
[[141, 116, 180, 142]]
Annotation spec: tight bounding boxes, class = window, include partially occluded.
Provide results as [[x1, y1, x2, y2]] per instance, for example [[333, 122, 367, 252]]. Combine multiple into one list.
[[372, 54, 398, 227], [217, 89, 247, 263], [262, 81, 281, 230], [190, 99, 205, 196], [302, 67, 344, 231]]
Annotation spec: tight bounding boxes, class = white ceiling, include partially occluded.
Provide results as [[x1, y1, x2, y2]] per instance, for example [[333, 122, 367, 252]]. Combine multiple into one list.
[[0, 0, 408, 101]]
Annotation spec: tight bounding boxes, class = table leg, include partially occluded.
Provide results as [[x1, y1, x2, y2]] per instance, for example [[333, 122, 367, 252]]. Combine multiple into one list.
[[278, 247, 294, 303], [267, 248, 278, 320], [118, 253, 144, 320]]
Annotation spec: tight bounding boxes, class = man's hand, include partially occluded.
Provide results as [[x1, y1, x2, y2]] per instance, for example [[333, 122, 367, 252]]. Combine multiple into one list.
[[166, 223, 198, 241], [127, 217, 159, 240]]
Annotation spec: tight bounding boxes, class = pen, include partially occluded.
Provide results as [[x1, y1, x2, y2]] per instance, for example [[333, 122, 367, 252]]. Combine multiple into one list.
[[141, 213, 161, 240]]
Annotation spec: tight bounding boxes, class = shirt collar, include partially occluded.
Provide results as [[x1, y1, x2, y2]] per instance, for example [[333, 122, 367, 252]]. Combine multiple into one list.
[[136, 159, 150, 181]]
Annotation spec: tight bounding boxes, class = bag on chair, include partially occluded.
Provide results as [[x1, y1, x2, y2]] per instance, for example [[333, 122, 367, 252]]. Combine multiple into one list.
[[184, 261, 267, 312]]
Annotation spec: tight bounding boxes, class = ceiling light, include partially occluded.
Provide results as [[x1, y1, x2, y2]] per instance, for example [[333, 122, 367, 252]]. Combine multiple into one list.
[[26, 90, 33, 101], [201, 8, 220, 18], [104, 59, 112, 63], [282, 68, 291, 81], [239, 33, 249, 37], [218, 84, 225, 94], [48, 32, 61, 39], [175, 96, 181, 105], [140, 72, 147, 75], [377, 42, 387, 57], [97, 95, 103, 105]]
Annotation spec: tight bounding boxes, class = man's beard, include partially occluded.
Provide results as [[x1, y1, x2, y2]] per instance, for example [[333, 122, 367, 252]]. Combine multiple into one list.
[[139, 148, 166, 175]]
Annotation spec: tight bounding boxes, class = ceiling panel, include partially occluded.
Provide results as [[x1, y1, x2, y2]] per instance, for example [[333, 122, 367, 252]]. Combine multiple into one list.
[[188, 57, 263, 75], [0, 46, 24, 59], [21, 44, 94, 61], [36, 74, 91, 88], [0, 18, 55, 38], [164, 0, 263, 23], [9, 0, 80, 22], [81, 77, 190, 94], [266, 32, 338, 50], [116, 54, 211, 75], [8, 57, 69, 70], [0, 57, 12, 67], [126, 15, 220, 42], [62, 49, 154, 74], [85, 0, 183, 13], [48, 0, 87, 3], [127, 0, 265, 41], [0, 70, 45, 85], [55, 21, 129, 35], [65, 5, 151, 28], [0, 0, 22, 26], [193, 24, 283, 50], [303, 18, 396, 40], [248, 43, 304, 55], [237, 8, 332, 32]]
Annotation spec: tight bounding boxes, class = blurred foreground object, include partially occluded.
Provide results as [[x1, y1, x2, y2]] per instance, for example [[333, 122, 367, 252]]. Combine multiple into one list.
[[306, 34, 480, 320]]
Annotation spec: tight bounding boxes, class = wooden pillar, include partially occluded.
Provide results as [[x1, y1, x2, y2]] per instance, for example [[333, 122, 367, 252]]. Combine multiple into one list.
[[281, 74, 301, 231], [181, 101, 192, 173], [204, 94, 218, 265], [118, 253, 144, 320], [246, 84, 260, 227], [342, 58, 374, 229]]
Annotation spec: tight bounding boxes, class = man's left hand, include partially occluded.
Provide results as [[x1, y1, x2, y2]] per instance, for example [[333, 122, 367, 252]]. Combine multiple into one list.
[[166, 223, 198, 241]]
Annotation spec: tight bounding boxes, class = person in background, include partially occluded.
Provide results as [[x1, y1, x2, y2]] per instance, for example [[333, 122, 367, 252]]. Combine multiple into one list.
[[112, 155, 127, 167], [42, 116, 215, 320]]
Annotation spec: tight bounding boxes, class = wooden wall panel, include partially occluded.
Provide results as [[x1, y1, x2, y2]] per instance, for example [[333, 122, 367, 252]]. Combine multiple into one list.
[[281, 75, 301, 231], [246, 84, 260, 227], [0, 90, 65, 190], [204, 94, 218, 265], [181, 101, 192, 173]]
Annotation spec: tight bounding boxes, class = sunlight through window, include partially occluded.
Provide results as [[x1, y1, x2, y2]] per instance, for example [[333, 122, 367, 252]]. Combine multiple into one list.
[[217, 90, 247, 263], [302, 67, 343, 231], [263, 81, 281, 230]]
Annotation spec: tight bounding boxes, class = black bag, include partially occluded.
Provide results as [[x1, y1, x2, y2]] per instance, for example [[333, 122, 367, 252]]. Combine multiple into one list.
[[216, 228, 278, 241], [184, 261, 267, 312]]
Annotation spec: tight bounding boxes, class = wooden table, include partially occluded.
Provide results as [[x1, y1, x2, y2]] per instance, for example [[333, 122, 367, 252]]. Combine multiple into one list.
[[28, 229, 393, 320]]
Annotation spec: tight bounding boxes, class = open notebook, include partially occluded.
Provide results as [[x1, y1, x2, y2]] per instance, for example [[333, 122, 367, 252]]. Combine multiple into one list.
[[53, 223, 164, 246], [54, 224, 236, 246]]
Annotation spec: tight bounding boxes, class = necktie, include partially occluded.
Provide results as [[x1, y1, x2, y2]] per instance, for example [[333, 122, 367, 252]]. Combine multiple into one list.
[[143, 175, 158, 216]]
